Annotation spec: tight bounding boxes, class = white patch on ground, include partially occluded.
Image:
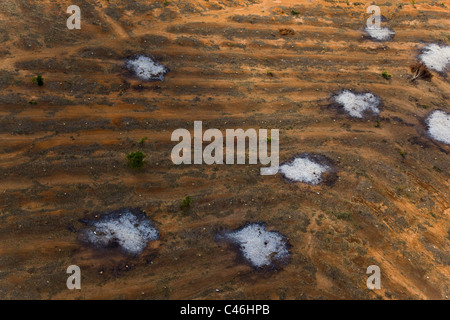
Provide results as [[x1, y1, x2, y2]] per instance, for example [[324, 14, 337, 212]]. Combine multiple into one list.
[[126, 55, 168, 81], [279, 156, 329, 185], [426, 110, 450, 145], [419, 44, 450, 72], [224, 224, 289, 268], [261, 166, 279, 175], [84, 209, 159, 255], [334, 90, 381, 118], [365, 26, 395, 41]]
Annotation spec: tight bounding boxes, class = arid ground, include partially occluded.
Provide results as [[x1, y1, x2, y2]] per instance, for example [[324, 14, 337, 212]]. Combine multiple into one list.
[[0, 0, 449, 300]]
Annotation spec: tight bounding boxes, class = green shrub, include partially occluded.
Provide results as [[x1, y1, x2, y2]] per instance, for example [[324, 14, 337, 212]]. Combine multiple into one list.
[[32, 75, 44, 86], [381, 71, 392, 80], [180, 196, 193, 211], [126, 150, 146, 168]]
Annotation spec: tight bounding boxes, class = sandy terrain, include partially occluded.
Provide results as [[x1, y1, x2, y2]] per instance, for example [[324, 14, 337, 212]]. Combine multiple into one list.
[[0, 0, 449, 300]]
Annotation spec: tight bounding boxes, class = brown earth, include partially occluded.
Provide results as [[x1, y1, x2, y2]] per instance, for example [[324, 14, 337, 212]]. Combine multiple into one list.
[[0, 0, 449, 300]]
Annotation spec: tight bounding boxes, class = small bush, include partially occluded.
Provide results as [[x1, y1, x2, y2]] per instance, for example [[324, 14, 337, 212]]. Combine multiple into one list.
[[381, 71, 392, 80], [399, 150, 406, 159], [291, 9, 300, 15], [139, 137, 148, 146], [336, 212, 353, 220], [32, 75, 44, 86], [126, 150, 146, 168], [180, 196, 193, 211]]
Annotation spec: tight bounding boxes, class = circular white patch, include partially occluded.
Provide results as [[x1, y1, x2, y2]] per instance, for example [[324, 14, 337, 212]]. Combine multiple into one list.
[[334, 90, 381, 118], [419, 44, 450, 73], [126, 55, 168, 81], [426, 110, 450, 145], [365, 26, 395, 41], [279, 156, 330, 185], [224, 224, 289, 268], [84, 209, 159, 255]]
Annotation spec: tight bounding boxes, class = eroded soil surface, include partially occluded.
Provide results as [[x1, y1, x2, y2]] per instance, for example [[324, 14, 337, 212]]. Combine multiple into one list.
[[0, 0, 449, 299]]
